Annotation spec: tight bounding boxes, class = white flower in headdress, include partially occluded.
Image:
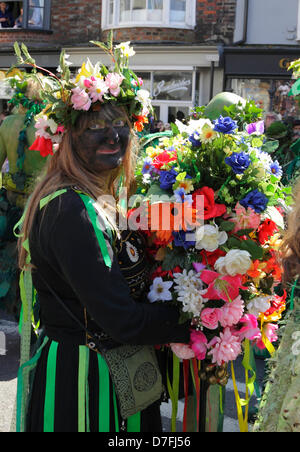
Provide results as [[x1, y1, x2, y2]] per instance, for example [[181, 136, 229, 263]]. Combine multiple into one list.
[[35, 115, 59, 139], [115, 41, 136, 58]]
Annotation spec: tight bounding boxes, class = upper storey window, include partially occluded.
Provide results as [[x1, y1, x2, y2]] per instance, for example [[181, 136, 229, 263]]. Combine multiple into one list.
[[103, 0, 196, 29], [0, 0, 51, 31]]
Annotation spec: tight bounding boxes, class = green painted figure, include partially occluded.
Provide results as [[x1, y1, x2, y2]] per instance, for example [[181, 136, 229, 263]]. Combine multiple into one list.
[[0, 77, 47, 316]]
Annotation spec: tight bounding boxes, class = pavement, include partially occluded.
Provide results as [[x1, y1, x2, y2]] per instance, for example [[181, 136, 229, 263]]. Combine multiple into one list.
[[0, 311, 266, 433]]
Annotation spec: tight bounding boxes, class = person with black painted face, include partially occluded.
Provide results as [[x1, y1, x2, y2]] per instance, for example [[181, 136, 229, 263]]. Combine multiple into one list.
[[17, 101, 190, 432]]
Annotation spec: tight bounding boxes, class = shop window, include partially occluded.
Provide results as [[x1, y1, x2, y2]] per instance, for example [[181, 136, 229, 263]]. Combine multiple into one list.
[[0, 0, 51, 30], [231, 78, 300, 120], [153, 71, 193, 102], [103, 0, 196, 29]]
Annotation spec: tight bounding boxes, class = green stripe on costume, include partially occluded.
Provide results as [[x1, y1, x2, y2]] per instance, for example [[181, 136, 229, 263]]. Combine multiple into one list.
[[44, 341, 59, 432], [78, 346, 90, 432], [97, 354, 110, 432], [78, 194, 112, 269]]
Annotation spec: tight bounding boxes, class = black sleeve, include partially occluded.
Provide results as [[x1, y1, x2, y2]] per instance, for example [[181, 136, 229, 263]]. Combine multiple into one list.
[[41, 191, 190, 346]]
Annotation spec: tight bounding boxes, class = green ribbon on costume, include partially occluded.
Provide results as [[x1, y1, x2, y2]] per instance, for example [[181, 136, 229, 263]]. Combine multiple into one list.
[[44, 341, 59, 432], [39, 189, 68, 210], [78, 194, 112, 269], [78, 346, 90, 433], [16, 336, 49, 432], [127, 412, 141, 433], [98, 354, 110, 432], [112, 385, 120, 432], [167, 353, 180, 432]]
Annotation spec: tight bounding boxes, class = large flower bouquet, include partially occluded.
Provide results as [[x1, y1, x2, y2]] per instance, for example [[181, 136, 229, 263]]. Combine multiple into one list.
[[132, 100, 292, 431]]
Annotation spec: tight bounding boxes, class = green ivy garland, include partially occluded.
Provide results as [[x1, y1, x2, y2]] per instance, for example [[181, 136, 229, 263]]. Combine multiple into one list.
[[7, 80, 46, 190]]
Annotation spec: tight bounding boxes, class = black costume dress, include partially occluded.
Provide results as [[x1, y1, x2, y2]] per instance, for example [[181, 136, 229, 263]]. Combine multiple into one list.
[[25, 189, 189, 432]]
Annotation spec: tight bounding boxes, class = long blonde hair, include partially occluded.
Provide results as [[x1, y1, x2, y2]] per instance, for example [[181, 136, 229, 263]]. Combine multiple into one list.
[[18, 106, 138, 269]]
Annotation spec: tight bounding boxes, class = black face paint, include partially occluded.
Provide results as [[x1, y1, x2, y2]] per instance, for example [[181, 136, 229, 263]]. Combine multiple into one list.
[[73, 117, 130, 173]]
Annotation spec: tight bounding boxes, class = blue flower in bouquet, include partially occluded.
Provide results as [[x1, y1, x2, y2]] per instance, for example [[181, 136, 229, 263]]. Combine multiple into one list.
[[189, 131, 202, 147], [173, 230, 196, 250], [240, 189, 269, 213], [160, 168, 178, 190], [225, 152, 251, 174], [213, 116, 238, 134], [174, 187, 193, 205], [142, 157, 154, 175], [268, 160, 283, 178]]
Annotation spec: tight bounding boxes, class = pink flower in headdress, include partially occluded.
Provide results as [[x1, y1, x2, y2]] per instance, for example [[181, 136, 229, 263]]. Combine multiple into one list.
[[208, 328, 242, 365], [105, 72, 125, 97], [88, 77, 109, 103], [71, 86, 92, 111], [218, 295, 244, 328]]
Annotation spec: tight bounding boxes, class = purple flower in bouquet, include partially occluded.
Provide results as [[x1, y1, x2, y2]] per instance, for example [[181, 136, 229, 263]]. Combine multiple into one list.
[[142, 157, 154, 175], [240, 189, 268, 213], [174, 188, 193, 205], [213, 116, 238, 134], [173, 230, 196, 249], [189, 131, 202, 147], [225, 152, 251, 174], [268, 160, 283, 178], [159, 168, 178, 190], [246, 120, 265, 135]]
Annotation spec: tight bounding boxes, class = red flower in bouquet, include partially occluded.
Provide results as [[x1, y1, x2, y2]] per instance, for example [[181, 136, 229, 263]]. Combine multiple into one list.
[[263, 250, 282, 281], [257, 219, 279, 244], [29, 136, 54, 157], [152, 149, 177, 170], [133, 114, 148, 132], [200, 249, 226, 267], [151, 265, 182, 280], [192, 187, 226, 220], [260, 291, 287, 323]]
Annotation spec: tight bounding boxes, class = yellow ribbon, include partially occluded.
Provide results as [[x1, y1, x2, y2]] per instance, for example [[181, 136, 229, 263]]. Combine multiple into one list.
[[231, 340, 257, 433]]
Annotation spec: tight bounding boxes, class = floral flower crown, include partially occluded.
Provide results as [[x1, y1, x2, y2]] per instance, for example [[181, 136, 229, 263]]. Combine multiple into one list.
[[12, 34, 152, 157]]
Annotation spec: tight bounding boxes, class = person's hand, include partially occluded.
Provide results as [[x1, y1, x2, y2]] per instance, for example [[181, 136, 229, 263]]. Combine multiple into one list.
[[0, 18, 7, 22]]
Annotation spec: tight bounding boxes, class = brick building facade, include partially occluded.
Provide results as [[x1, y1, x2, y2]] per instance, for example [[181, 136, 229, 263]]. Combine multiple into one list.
[[0, 0, 237, 120]]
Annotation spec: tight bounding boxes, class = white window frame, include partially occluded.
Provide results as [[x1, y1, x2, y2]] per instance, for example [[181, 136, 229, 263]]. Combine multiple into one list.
[[297, 0, 300, 40], [102, 0, 196, 30]]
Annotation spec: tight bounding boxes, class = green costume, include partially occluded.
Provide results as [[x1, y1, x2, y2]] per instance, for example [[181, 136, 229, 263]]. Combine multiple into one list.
[[0, 113, 47, 315]]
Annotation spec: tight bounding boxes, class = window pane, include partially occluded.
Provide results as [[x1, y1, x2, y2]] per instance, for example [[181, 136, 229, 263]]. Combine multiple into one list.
[[147, 0, 163, 21], [133, 0, 147, 9], [170, 0, 186, 23], [153, 72, 193, 101], [108, 0, 114, 24], [232, 78, 300, 120], [168, 106, 190, 123], [120, 0, 131, 22], [28, 0, 44, 28], [132, 0, 147, 22], [0, 1, 23, 28]]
